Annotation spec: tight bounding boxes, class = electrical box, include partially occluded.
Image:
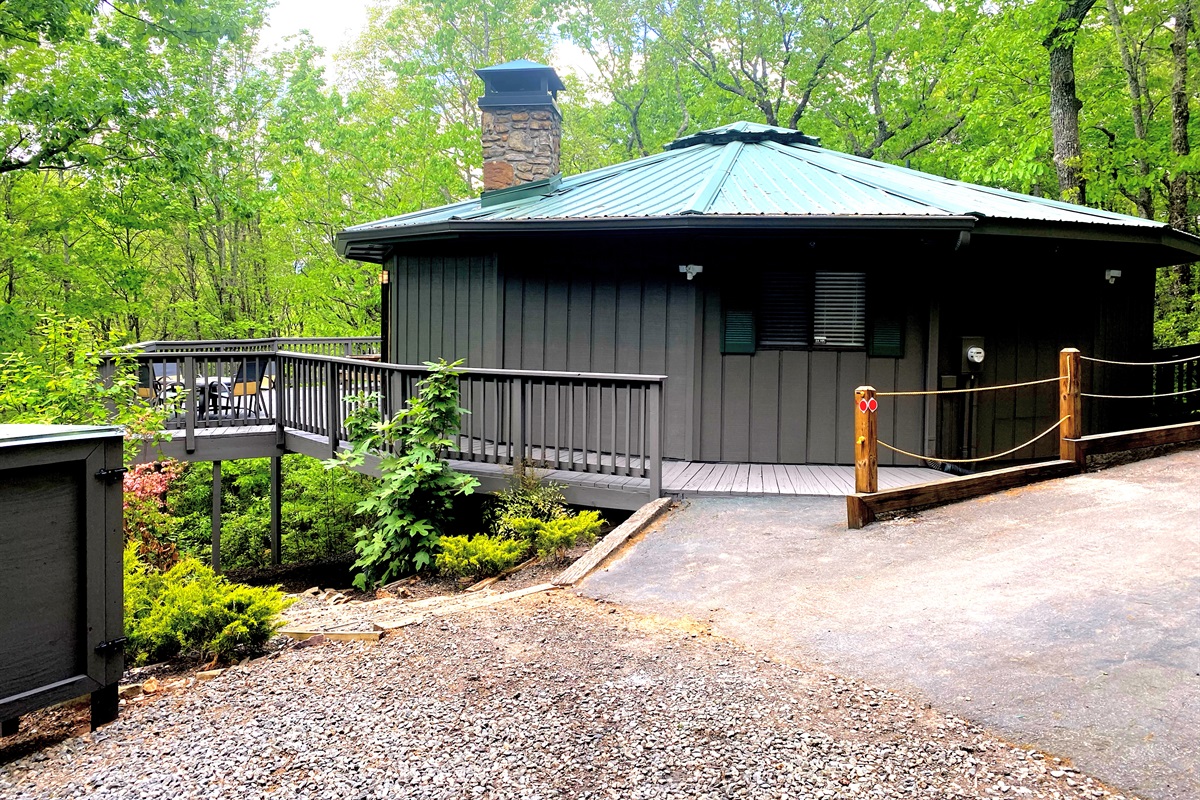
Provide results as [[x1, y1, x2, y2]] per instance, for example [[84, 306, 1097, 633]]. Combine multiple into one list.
[[961, 336, 986, 373]]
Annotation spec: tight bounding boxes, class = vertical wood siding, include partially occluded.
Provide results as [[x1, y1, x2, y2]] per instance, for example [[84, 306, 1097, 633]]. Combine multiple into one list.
[[695, 282, 927, 465], [390, 253, 500, 367], [498, 259, 695, 461]]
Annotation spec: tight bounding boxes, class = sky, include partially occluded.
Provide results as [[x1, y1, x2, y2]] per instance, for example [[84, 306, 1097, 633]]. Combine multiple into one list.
[[259, 0, 595, 80], [260, 0, 376, 58]]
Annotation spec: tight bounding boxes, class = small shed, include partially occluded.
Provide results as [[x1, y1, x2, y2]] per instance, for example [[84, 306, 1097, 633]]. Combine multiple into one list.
[[336, 62, 1200, 467]]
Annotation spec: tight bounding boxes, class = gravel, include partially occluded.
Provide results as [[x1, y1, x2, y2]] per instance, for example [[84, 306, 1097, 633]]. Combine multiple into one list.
[[1, 593, 1133, 800]]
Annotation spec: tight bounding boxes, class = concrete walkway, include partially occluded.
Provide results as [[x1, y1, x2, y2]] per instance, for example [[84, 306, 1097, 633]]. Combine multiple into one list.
[[583, 448, 1200, 800]]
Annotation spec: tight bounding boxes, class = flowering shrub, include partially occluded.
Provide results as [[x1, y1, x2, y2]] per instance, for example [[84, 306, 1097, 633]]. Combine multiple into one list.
[[124, 461, 185, 570]]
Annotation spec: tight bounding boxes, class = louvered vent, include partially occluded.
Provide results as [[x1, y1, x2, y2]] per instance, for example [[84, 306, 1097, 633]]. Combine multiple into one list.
[[813, 272, 866, 348], [722, 308, 756, 354], [758, 271, 812, 348], [869, 314, 906, 358]]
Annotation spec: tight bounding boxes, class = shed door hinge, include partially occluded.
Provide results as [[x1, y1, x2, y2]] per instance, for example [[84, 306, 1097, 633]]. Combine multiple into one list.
[[95, 637, 127, 655], [94, 467, 128, 484]]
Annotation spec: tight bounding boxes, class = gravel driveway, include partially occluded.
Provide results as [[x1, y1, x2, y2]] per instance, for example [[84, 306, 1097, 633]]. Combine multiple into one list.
[[583, 449, 1200, 800], [2, 593, 1121, 799]]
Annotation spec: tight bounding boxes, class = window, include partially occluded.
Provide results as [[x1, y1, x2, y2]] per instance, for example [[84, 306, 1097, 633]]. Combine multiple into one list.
[[722, 270, 873, 353]]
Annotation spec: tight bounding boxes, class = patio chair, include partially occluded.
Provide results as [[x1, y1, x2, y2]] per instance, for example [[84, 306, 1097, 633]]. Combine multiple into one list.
[[208, 357, 272, 419]]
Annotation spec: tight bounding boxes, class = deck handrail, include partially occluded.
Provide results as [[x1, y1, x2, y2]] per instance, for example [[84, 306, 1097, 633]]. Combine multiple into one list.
[[121, 342, 665, 499]]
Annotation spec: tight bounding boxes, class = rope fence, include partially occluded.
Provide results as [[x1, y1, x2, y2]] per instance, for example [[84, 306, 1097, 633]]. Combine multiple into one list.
[[1083, 386, 1200, 400], [877, 416, 1070, 465], [875, 375, 1060, 397], [1081, 353, 1200, 367]]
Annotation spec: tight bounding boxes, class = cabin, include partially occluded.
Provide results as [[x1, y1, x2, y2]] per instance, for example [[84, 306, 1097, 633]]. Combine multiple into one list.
[[336, 60, 1200, 473]]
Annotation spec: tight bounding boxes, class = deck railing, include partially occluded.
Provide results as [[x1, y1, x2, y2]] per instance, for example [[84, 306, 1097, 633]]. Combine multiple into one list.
[[120, 338, 665, 496], [1152, 342, 1200, 423]]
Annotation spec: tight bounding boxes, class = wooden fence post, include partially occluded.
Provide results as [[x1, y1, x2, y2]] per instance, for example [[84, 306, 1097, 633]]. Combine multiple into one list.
[[1059, 348, 1083, 465], [854, 385, 878, 494]]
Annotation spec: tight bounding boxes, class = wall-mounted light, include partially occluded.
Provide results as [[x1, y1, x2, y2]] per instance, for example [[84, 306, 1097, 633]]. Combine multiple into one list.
[[679, 264, 704, 280], [1105, 269, 1122, 284], [379, 270, 390, 285]]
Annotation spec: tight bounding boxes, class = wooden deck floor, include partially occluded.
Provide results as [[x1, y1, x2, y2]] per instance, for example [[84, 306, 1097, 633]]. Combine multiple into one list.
[[662, 461, 947, 497], [146, 427, 948, 505]]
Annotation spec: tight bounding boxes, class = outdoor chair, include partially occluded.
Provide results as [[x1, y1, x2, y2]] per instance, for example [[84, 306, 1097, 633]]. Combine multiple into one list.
[[207, 357, 272, 420], [136, 361, 184, 406]]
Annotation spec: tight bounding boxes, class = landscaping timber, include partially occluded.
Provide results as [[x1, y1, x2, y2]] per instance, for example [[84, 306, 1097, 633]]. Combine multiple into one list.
[[846, 460, 1081, 529], [554, 496, 674, 586], [279, 629, 384, 644], [1072, 420, 1200, 458]]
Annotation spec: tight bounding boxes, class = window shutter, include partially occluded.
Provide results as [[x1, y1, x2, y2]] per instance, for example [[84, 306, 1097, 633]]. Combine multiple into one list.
[[722, 306, 756, 354], [813, 272, 866, 348], [758, 271, 812, 348]]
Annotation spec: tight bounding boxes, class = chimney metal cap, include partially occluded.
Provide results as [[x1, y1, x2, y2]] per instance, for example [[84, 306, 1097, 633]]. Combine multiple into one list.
[[476, 59, 564, 109]]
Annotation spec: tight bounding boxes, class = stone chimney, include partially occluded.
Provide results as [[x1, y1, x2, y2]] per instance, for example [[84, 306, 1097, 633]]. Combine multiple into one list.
[[475, 60, 565, 194]]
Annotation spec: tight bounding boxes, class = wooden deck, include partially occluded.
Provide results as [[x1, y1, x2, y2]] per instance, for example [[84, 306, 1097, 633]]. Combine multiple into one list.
[[144, 427, 948, 508], [662, 461, 948, 497]]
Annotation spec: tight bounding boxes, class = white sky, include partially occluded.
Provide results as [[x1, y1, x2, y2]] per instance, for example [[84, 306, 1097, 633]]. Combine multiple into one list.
[[260, 0, 376, 56], [259, 0, 595, 80]]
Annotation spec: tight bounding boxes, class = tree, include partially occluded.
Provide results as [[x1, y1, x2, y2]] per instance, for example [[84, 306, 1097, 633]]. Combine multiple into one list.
[[1043, 0, 1098, 203]]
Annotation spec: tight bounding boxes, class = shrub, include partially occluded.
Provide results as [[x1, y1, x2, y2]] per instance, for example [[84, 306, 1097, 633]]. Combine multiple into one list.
[[485, 464, 568, 540], [508, 510, 605, 561], [123, 544, 293, 665], [168, 454, 374, 572], [332, 360, 479, 590], [124, 461, 185, 570], [435, 534, 527, 579]]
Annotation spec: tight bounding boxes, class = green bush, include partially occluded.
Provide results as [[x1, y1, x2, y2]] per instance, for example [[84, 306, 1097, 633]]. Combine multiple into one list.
[[508, 510, 605, 561], [168, 454, 375, 572], [485, 465, 568, 540], [333, 360, 478, 590], [123, 544, 294, 665], [435, 534, 527, 579]]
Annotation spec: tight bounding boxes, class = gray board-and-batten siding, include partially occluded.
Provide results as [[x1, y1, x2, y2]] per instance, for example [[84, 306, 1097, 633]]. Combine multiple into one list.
[[387, 248, 929, 466]]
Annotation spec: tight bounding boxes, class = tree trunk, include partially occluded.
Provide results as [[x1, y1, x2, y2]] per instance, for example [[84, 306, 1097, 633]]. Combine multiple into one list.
[[1044, 0, 1097, 205], [1169, 0, 1193, 232]]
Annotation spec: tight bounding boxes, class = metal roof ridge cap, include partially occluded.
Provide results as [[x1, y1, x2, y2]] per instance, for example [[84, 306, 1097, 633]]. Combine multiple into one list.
[[680, 140, 744, 215], [759, 141, 960, 215]]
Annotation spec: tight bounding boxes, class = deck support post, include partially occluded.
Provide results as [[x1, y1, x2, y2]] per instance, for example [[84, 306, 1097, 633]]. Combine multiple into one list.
[[270, 455, 282, 567], [211, 460, 222, 574], [854, 386, 879, 494], [1059, 348, 1083, 465]]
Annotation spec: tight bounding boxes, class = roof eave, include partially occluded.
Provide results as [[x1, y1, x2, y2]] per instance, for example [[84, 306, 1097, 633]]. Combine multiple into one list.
[[973, 218, 1200, 264], [335, 215, 981, 262]]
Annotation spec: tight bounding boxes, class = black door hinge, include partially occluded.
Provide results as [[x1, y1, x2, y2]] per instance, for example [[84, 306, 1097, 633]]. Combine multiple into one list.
[[94, 467, 128, 484], [95, 637, 127, 655]]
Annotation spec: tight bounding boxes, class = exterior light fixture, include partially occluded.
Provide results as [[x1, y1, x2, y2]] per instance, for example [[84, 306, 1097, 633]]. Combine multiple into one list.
[[379, 270, 390, 285], [679, 264, 704, 280], [1105, 269, 1121, 284]]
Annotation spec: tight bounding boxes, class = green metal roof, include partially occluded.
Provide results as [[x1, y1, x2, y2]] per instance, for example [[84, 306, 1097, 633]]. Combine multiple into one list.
[[337, 122, 1198, 261]]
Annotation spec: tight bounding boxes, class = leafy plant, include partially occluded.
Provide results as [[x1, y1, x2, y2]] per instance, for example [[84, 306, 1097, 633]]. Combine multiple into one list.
[[123, 544, 293, 666], [124, 461, 185, 570], [508, 510, 605, 562], [485, 463, 568, 540], [332, 360, 479, 589], [435, 534, 527, 579], [167, 454, 375, 572]]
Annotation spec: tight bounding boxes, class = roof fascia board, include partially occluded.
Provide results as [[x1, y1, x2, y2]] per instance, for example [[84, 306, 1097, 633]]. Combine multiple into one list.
[[335, 215, 979, 253]]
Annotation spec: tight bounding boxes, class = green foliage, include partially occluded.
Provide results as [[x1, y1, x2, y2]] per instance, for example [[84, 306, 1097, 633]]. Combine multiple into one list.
[[508, 510, 605, 562], [484, 465, 569, 540], [0, 314, 169, 462], [123, 543, 293, 665], [333, 360, 479, 590], [435, 534, 527, 579], [168, 454, 375, 572]]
